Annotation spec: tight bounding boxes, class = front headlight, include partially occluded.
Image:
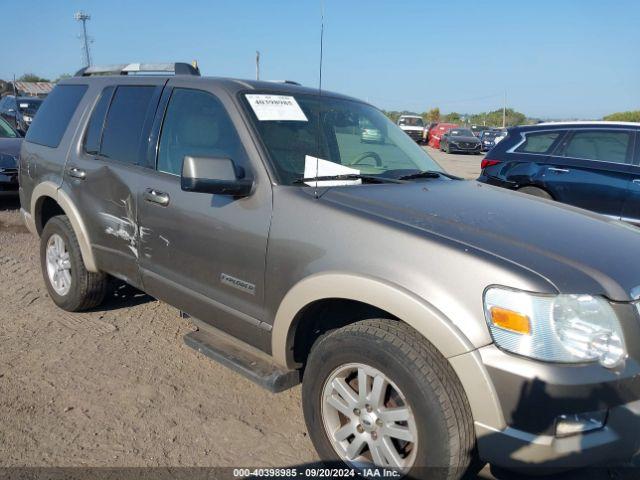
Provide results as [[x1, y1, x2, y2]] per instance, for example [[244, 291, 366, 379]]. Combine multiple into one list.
[[484, 287, 627, 368]]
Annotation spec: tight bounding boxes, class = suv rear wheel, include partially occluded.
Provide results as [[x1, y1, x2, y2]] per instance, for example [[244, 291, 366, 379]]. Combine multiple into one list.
[[302, 319, 477, 480], [40, 215, 108, 311]]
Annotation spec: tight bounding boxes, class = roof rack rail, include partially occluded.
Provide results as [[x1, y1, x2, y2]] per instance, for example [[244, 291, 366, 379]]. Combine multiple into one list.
[[74, 62, 200, 77], [268, 80, 301, 86]]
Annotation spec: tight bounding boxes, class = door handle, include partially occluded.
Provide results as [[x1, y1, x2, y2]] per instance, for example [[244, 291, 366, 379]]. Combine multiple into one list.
[[144, 188, 170, 206], [68, 167, 86, 179], [633, 179, 640, 185], [547, 167, 570, 174]]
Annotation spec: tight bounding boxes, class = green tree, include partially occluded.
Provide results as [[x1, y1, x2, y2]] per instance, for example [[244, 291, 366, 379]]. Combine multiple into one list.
[[442, 112, 462, 124], [53, 73, 72, 83], [423, 107, 440, 123], [603, 110, 640, 122], [18, 73, 50, 82]]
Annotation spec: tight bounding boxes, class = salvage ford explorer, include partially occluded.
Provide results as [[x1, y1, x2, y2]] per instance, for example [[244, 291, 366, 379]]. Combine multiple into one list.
[[18, 62, 640, 478]]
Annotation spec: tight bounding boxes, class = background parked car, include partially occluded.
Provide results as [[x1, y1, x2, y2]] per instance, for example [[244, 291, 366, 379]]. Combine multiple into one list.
[[470, 124, 490, 137], [479, 129, 501, 151], [422, 121, 438, 143], [477, 122, 640, 225], [492, 129, 508, 145], [427, 122, 458, 149], [397, 114, 425, 142], [0, 95, 43, 133], [0, 116, 21, 196], [439, 127, 482, 154]]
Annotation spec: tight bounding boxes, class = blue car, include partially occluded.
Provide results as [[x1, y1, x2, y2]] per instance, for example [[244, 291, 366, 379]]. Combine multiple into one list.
[[477, 122, 640, 225]]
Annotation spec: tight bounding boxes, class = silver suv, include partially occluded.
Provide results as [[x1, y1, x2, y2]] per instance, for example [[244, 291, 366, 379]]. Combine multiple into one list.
[[19, 63, 640, 478]]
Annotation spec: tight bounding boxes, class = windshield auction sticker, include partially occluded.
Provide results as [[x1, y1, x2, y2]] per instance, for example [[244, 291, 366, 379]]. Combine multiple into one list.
[[245, 94, 308, 121]]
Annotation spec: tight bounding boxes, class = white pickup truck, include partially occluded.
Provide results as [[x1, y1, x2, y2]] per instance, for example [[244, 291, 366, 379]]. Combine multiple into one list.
[[397, 114, 425, 142]]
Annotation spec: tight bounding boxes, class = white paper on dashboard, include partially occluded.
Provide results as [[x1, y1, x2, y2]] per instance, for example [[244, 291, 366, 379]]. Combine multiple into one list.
[[303, 156, 362, 187], [19, 103, 29, 108], [245, 94, 308, 121]]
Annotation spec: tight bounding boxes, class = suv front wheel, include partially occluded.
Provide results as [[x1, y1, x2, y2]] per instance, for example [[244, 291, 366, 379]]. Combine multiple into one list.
[[40, 215, 108, 311], [302, 319, 477, 480]]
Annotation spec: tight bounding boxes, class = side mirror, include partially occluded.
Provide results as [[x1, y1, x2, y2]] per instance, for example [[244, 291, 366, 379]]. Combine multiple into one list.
[[181, 156, 253, 197]]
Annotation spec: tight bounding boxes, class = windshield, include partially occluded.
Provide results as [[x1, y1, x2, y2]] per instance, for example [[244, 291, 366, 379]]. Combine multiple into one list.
[[17, 98, 42, 113], [398, 117, 423, 126], [244, 94, 441, 185], [483, 131, 498, 139], [449, 129, 473, 136], [0, 117, 17, 138]]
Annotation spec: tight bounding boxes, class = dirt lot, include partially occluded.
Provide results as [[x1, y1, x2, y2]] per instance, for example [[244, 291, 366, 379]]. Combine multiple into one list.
[[0, 153, 621, 479], [425, 146, 483, 179], [0, 196, 316, 469]]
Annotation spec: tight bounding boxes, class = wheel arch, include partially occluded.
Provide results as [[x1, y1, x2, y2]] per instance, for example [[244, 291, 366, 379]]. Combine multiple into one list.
[[271, 272, 475, 370], [517, 184, 555, 200], [31, 181, 98, 272], [272, 272, 506, 432]]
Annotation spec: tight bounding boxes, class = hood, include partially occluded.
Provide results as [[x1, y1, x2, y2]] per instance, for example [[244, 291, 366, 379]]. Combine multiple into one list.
[[449, 135, 480, 143], [321, 180, 640, 301], [0, 138, 22, 158]]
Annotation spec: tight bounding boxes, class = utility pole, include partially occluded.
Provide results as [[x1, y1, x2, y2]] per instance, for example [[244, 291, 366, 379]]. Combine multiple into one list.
[[502, 90, 507, 128], [74, 11, 92, 67], [255, 51, 260, 80]]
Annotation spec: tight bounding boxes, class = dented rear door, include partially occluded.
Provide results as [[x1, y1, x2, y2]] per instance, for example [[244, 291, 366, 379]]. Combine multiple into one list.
[[63, 78, 165, 287]]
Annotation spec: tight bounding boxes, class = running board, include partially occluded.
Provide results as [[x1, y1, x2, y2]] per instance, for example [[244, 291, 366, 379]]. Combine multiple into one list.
[[183, 327, 300, 393]]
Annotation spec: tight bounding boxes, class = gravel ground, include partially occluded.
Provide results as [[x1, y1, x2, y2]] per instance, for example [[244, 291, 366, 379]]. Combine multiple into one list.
[[0, 151, 628, 479], [0, 196, 316, 469]]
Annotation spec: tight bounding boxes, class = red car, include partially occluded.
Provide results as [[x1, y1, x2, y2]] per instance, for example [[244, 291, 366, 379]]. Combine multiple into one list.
[[427, 123, 458, 149]]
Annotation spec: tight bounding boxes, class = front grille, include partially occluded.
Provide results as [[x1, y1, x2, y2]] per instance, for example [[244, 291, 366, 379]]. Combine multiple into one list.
[[458, 142, 478, 149], [404, 130, 422, 141]]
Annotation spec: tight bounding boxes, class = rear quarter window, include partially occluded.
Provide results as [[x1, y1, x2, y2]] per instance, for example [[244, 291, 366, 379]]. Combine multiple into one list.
[[25, 85, 88, 148], [514, 131, 562, 154]]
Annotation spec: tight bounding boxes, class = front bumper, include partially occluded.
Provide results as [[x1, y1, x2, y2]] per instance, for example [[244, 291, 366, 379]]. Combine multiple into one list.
[[449, 143, 481, 152], [473, 300, 640, 470], [476, 345, 640, 469], [402, 130, 423, 142]]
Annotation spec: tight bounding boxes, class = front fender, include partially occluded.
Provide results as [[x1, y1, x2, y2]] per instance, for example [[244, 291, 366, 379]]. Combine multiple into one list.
[[271, 272, 476, 369]]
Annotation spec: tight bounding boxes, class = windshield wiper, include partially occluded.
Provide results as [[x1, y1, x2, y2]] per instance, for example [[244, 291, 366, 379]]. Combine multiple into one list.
[[396, 170, 462, 181], [293, 174, 405, 185]]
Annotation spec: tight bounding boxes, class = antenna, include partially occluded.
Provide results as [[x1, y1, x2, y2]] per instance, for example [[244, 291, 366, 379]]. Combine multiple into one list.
[[314, 0, 325, 199], [74, 11, 92, 67]]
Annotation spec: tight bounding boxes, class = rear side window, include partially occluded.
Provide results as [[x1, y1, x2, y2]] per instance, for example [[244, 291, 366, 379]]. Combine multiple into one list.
[[563, 130, 631, 164], [83, 87, 114, 154], [514, 131, 561, 154], [25, 85, 88, 148], [100, 86, 156, 165]]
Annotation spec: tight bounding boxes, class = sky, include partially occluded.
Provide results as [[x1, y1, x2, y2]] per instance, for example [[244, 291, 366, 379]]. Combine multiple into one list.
[[2, 0, 639, 119]]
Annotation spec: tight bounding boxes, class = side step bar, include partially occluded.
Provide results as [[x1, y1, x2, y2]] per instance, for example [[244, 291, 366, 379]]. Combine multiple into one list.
[[184, 325, 300, 393]]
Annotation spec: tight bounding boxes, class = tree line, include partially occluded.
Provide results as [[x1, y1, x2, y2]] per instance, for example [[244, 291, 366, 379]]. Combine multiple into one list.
[[382, 107, 534, 127]]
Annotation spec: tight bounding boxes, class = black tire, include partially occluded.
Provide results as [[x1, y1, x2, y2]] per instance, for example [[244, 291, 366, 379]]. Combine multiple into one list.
[[518, 186, 553, 200], [302, 319, 477, 480], [40, 215, 108, 312]]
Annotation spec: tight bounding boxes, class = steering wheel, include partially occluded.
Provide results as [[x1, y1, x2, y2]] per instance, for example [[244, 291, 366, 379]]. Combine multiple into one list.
[[351, 151, 382, 167]]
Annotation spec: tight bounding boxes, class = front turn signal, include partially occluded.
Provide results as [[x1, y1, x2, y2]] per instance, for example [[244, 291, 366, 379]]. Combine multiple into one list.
[[489, 306, 531, 335]]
